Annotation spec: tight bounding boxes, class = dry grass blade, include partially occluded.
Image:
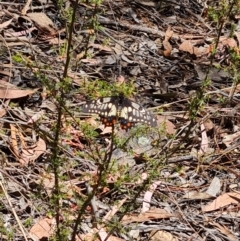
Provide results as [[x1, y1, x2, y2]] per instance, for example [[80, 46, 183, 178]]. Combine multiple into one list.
[[0, 174, 28, 241]]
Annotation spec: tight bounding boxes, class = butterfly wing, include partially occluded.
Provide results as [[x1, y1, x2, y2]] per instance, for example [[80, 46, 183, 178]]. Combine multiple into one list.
[[119, 98, 157, 130], [82, 97, 118, 127], [82, 96, 157, 130]]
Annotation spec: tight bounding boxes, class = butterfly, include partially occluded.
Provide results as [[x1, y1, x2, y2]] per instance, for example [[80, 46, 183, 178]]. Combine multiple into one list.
[[82, 96, 157, 130]]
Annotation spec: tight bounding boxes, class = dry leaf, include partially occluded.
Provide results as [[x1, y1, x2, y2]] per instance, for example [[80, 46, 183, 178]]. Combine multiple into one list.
[[157, 116, 176, 135], [163, 27, 173, 56], [27, 12, 57, 35], [76, 51, 85, 61], [67, 72, 84, 85], [202, 192, 240, 212], [82, 115, 98, 126], [142, 181, 161, 213], [206, 177, 221, 197], [220, 37, 237, 48], [103, 198, 127, 222], [222, 132, 240, 147], [121, 54, 134, 63], [181, 191, 212, 200], [19, 138, 46, 165], [37, 173, 55, 196], [29, 218, 54, 239], [203, 118, 214, 131], [100, 126, 113, 134], [149, 230, 178, 241], [89, 43, 112, 52], [0, 80, 38, 99], [28, 110, 45, 123], [81, 58, 102, 65], [199, 123, 208, 154], [40, 100, 57, 112], [122, 209, 173, 224], [179, 40, 209, 56], [9, 124, 19, 157], [9, 124, 46, 165], [48, 38, 66, 45], [0, 87, 38, 99], [79, 233, 100, 241], [98, 228, 115, 241], [116, 75, 126, 84], [0, 18, 13, 29], [0, 108, 6, 117]]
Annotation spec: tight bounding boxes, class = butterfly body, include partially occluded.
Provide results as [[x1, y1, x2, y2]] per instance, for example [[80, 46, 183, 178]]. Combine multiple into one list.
[[82, 96, 157, 130]]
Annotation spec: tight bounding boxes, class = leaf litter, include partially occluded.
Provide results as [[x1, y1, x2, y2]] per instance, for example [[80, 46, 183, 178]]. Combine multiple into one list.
[[0, 0, 240, 241]]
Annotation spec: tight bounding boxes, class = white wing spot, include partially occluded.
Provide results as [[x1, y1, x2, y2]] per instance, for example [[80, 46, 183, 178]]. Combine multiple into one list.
[[120, 107, 128, 119], [132, 102, 140, 109], [109, 105, 117, 116], [101, 103, 106, 110], [103, 97, 111, 103]]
